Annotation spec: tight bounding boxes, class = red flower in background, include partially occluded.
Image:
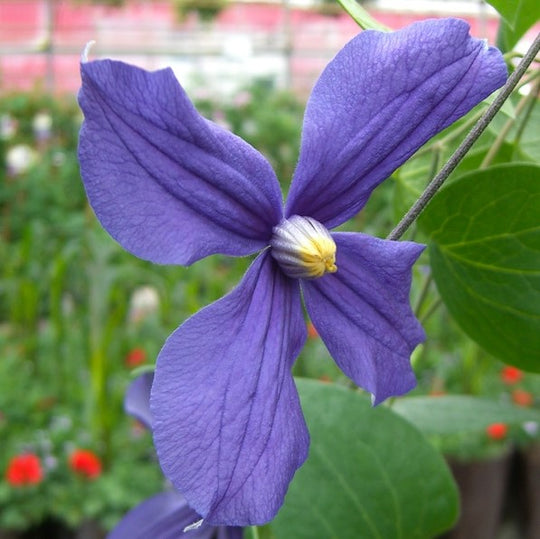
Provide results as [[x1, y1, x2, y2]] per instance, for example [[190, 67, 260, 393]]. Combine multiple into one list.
[[125, 348, 147, 368], [486, 422, 508, 441], [69, 449, 102, 479], [500, 366, 523, 385], [6, 454, 43, 486], [512, 389, 533, 407]]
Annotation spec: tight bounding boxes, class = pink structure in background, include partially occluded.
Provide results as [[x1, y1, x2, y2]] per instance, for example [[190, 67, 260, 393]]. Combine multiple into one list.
[[0, 1, 501, 97]]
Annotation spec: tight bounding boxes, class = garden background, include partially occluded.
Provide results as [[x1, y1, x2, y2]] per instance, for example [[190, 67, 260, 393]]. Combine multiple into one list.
[[1, 1, 539, 538]]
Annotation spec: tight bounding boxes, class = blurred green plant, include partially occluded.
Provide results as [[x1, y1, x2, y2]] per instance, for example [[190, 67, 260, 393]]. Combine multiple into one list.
[[172, 0, 228, 22], [0, 84, 303, 533]]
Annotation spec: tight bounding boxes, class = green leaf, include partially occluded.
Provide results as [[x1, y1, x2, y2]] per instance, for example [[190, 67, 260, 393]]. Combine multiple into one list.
[[419, 164, 540, 371], [393, 395, 540, 435], [488, 0, 540, 51], [271, 379, 458, 538], [487, 0, 540, 28]]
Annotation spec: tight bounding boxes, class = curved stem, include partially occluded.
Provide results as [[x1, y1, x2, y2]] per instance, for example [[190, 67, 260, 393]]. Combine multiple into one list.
[[337, 0, 389, 31], [420, 298, 443, 325]]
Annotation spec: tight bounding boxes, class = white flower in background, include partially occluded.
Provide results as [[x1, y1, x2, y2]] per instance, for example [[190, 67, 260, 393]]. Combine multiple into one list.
[[44, 455, 58, 471], [0, 114, 17, 140], [129, 285, 160, 323], [37, 429, 53, 452], [242, 119, 257, 136], [50, 415, 72, 432], [233, 90, 251, 107], [522, 421, 539, 437], [6, 144, 37, 176], [52, 150, 67, 167], [32, 111, 53, 141], [62, 293, 75, 316], [191, 86, 212, 101]]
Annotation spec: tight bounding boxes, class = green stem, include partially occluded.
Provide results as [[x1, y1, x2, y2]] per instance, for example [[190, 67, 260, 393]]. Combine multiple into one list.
[[515, 68, 540, 91], [480, 77, 539, 168], [420, 298, 442, 325], [414, 272, 433, 317], [336, 0, 389, 31], [511, 78, 539, 152], [427, 143, 442, 181], [503, 51, 524, 62]]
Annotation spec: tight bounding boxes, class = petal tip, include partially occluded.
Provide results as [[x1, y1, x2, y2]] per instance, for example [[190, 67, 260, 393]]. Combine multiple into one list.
[[183, 518, 204, 532], [81, 40, 96, 63]]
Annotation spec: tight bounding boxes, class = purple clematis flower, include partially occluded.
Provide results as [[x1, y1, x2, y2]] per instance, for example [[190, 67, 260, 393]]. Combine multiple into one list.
[[109, 373, 242, 539], [78, 19, 506, 527]]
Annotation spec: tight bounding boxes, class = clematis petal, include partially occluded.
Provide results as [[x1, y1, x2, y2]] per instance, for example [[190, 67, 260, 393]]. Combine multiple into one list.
[[108, 491, 217, 539], [79, 60, 283, 265], [151, 252, 309, 526], [302, 233, 425, 404], [124, 372, 154, 430], [286, 18, 507, 228]]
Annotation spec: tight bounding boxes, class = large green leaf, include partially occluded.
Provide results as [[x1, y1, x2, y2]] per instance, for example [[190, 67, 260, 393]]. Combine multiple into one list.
[[271, 379, 458, 539], [486, 0, 539, 28], [394, 395, 540, 435], [487, 0, 540, 51], [419, 164, 540, 371]]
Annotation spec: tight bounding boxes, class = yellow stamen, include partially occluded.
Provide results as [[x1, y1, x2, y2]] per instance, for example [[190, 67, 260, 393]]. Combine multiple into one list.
[[270, 215, 338, 279], [298, 238, 337, 278]]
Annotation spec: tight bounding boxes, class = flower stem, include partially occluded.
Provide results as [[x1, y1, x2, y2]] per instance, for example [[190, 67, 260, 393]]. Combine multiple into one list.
[[420, 297, 443, 325], [337, 0, 389, 31], [387, 32, 540, 241]]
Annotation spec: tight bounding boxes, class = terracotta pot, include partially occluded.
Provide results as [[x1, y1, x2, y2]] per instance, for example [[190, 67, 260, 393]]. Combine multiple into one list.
[[442, 453, 511, 539], [523, 444, 540, 539], [74, 520, 106, 539]]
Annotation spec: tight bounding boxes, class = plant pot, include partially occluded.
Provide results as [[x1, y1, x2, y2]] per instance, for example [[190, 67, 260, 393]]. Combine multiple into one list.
[[74, 520, 106, 539], [523, 444, 540, 539], [441, 452, 511, 539]]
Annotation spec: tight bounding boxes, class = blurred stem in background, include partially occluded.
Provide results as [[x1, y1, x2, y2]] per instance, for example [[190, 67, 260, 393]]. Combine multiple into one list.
[[86, 228, 127, 467], [481, 76, 540, 167]]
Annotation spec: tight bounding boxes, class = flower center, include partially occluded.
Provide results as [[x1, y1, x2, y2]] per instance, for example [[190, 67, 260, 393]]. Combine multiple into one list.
[[270, 215, 337, 279]]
